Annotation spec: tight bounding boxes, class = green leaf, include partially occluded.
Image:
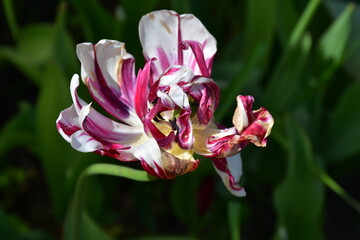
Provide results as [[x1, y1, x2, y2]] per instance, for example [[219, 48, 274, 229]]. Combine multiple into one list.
[[171, 0, 191, 13], [216, 44, 266, 122], [35, 62, 81, 219], [65, 164, 156, 240], [18, 24, 56, 66], [276, 0, 299, 46], [68, 0, 122, 41], [314, 3, 354, 85], [2, 0, 20, 41], [318, 4, 354, 65], [0, 47, 42, 84], [324, 81, 360, 163], [264, 33, 312, 114], [78, 211, 115, 240], [128, 237, 199, 240], [0, 23, 56, 85], [273, 116, 325, 240], [0, 102, 36, 158], [228, 201, 242, 240], [0, 206, 51, 240], [243, 0, 277, 68]]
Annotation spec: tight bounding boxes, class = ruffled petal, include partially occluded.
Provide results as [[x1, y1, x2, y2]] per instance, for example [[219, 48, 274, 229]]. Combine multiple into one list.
[[139, 10, 216, 78], [212, 155, 246, 197], [186, 77, 220, 126], [139, 10, 179, 78], [239, 107, 274, 147], [233, 95, 274, 147], [232, 95, 254, 133], [176, 109, 193, 149]]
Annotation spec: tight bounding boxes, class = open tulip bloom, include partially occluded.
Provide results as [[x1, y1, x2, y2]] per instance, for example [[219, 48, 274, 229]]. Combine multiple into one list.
[[56, 10, 274, 197]]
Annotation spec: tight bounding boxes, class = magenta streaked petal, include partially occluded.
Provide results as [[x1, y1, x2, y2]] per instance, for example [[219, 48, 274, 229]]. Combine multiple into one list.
[[206, 127, 248, 158], [158, 65, 194, 87], [181, 40, 210, 77], [177, 109, 194, 149], [134, 60, 152, 122], [212, 155, 246, 197], [187, 77, 220, 125], [82, 106, 145, 145], [168, 84, 190, 110], [119, 57, 137, 105], [180, 13, 217, 75], [77, 40, 141, 125], [239, 107, 274, 147], [56, 105, 81, 142], [134, 138, 165, 177], [232, 95, 254, 133], [139, 10, 179, 78], [70, 130, 105, 152], [139, 10, 217, 78]]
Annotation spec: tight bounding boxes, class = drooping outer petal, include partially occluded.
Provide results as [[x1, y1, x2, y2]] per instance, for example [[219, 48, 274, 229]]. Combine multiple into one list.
[[233, 95, 274, 147], [212, 154, 246, 197], [56, 74, 148, 161], [193, 95, 274, 158], [139, 10, 216, 78]]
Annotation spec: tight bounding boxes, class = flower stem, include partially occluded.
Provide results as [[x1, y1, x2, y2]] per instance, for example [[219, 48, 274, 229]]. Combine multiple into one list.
[[66, 163, 157, 240]]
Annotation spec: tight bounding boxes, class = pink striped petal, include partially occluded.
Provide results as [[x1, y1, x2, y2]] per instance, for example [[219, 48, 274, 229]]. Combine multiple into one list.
[[186, 77, 220, 126], [239, 107, 274, 147], [134, 60, 152, 122], [180, 40, 210, 77], [176, 109, 194, 149], [232, 95, 254, 133], [77, 40, 141, 125], [57, 74, 148, 161], [134, 138, 165, 178], [139, 10, 216, 78], [212, 155, 246, 197]]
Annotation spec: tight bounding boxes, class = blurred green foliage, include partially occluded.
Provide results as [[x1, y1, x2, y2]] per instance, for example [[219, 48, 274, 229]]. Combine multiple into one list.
[[1, 0, 360, 239]]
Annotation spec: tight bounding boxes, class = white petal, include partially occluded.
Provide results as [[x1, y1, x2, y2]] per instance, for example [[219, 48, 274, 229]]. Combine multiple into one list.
[[139, 10, 179, 77], [134, 138, 163, 174], [70, 130, 104, 152], [168, 84, 190, 109], [212, 155, 246, 197]]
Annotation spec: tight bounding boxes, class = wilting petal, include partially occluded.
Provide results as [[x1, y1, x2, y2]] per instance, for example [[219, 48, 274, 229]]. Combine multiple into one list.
[[212, 155, 246, 197], [161, 143, 199, 179], [77, 40, 141, 125], [232, 95, 274, 147], [139, 10, 216, 78], [232, 95, 254, 133], [206, 127, 248, 158], [239, 107, 274, 147]]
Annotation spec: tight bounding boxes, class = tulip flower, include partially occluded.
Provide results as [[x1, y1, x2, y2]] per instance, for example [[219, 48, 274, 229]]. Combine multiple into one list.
[[56, 10, 273, 197]]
